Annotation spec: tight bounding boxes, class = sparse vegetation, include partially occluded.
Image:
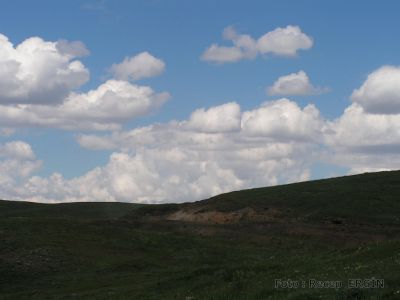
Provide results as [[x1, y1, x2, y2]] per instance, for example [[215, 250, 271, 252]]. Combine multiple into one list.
[[1, 171, 400, 299]]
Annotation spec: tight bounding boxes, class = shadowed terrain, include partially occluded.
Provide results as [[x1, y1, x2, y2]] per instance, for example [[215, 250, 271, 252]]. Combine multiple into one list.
[[1, 171, 400, 299]]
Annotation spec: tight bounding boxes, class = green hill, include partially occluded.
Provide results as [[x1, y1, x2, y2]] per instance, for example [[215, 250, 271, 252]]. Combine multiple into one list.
[[1, 171, 400, 299], [128, 170, 400, 225]]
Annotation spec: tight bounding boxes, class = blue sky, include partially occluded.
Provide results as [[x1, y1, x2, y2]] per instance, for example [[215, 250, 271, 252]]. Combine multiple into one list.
[[1, 0, 400, 203]]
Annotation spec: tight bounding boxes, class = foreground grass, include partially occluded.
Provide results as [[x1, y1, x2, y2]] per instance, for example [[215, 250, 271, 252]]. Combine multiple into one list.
[[1, 216, 399, 299]]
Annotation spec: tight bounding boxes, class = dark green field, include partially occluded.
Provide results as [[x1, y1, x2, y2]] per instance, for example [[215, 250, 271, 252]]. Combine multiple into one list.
[[1, 171, 400, 299]]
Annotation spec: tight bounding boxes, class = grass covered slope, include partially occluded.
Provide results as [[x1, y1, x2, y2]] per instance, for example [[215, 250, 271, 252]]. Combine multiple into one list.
[[1, 171, 400, 299], [129, 170, 400, 226], [0, 201, 142, 220], [202, 170, 400, 224]]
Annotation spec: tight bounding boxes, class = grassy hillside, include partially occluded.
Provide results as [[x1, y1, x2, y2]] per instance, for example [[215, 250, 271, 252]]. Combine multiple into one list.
[[0, 201, 142, 220], [129, 170, 400, 225], [1, 171, 400, 299]]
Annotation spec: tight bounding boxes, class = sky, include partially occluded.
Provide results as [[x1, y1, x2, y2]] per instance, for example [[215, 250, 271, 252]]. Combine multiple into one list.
[[1, 0, 400, 203]]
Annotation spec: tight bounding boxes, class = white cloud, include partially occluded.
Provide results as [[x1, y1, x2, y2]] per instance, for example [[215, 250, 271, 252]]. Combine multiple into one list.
[[0, 99, 322, 203], [0, 141, 36, 160], [351, 66, 400, 114], [267, 71, 328, 96], [78, 99, 324, 151], [257, 25, 313, 57], [65, 99, 321, 203], [241, 99, 324, 142], [72, 93, 400, 204], [324, 101, 400, 173], [0, 34, 169, 132], [20, 143, 313, 203], [326, 103, 400, 153], [201, 26, 258, 63], [76, 134, 117, 150], [326, 150, 400, 176], [4, 59, 400, 204], [0, 33, 89, 104], [201, 44, 245, 63], [202, 25, 313, 64], [0, 80, 169, 131], [110, 52, 165, 81], [56, 39, 90, 57], [186, 102, 241, 133], [327, 66, 400, 163], [0, 141, 41, 194]]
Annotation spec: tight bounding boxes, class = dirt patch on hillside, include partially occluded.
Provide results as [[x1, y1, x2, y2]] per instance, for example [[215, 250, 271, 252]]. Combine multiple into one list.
[[165, 207, 284, 224]]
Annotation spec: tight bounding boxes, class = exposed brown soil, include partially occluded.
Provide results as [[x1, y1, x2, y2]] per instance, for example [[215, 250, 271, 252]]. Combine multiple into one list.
[[135, 205, 400, 246], [165, 207, 284, 224]]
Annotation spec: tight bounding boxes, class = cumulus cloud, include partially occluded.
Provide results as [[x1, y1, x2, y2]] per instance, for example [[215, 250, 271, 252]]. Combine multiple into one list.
[[202, 25, 313, 64], [70, 81, 400, 204], [79, 99, 324, 150], [327, 65, 400, 167], [325, 149, 400, 176], [7, 85, 400, 204], [326, 103, 400, 152], [201, 45, 244, 63], [241, 99, 324, 142], [201, 27, 258, 63], [0, 80, 169, 131], [0, 141, 36, 160], [0, 33, 169, 132], [56, 39, 90, 57], [257, 26, 313, 57], [110, 52, 165, 81], [0, 33, 89, 104], [76, 134, 117, 150], [0, 141, 41, 194], [267, 71, 329, 96], [64, 99, 322, 203], [351, 65, 400, 114], [186, 102, 241, 133], [22, 141, 313, 203], [0, 99, 324, 203], [325, 101, 400, 173], [3, 53, 400, 204]]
